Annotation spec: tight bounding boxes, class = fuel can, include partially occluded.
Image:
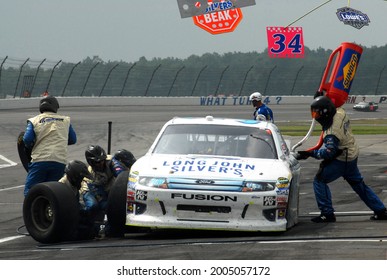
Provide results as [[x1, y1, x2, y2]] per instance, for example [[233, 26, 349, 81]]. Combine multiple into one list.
[[319, 42, 363, 107]]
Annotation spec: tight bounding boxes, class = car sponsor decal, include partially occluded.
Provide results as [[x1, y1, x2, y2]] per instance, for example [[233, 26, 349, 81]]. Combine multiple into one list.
[[276, 189, 289, 195], [171, 193, 237, 202], [276, 196, 288, 208], [277, 201, 287, 208], [278, 209, 286, 219], [127, 190, 135, 201], [127, 202, 134, 213], [196, 179, 215, 184], [163, 159, 255, 176], [128, 175, 137, 189], [135, 190, 147, 201], [263, 196, 276, 206], [276, 177, 289, 188]]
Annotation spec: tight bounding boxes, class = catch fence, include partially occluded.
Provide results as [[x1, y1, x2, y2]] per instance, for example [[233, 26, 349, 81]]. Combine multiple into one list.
[[0, 57, 386, 99]]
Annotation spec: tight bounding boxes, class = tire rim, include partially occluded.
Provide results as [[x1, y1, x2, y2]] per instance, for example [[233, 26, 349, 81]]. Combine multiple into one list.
[[31, 195, 54, 232]]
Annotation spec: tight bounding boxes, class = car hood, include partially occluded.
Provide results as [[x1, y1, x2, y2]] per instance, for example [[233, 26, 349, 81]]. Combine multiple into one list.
[[131, 154, 291, 181]]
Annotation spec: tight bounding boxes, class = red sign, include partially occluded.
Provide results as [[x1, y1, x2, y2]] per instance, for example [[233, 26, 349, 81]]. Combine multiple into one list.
[[193, 7, 243, 35], [266, 27, 304, 58]]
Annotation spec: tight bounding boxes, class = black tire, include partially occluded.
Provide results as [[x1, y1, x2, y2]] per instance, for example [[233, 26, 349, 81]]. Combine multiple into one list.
[[106, 171, 129, 236], [286, 179, 300, 229], [23, 182, 80, 243], [17, 131, 31, 173]]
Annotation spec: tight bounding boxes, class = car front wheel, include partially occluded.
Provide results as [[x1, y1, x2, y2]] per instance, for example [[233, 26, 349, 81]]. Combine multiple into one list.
[[106, 171, 129, 237]]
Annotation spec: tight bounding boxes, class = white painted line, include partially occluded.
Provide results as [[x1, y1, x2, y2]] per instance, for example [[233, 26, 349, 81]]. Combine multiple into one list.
[[0, 185, 24, 192], [260, 239, 387, 244], [0, 203, 23, 205], [0, 235, 25, 244], [301, 163, 387, 168], [0, 155, 18, 169], [308, 210, 373, 216]]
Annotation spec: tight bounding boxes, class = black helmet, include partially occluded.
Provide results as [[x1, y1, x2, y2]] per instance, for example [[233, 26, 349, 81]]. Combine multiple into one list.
[[85, 145, 107, 170], [39, 96, 59, 113], [310, 96, 336, 129], [64, 160, 91, 190], [114, 149, 136, 169]]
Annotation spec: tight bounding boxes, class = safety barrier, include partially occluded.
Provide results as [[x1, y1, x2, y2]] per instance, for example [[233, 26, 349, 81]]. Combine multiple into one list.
[[1, 95, 386, 110]]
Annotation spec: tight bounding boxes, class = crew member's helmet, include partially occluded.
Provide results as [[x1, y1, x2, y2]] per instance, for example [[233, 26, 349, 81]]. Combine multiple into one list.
[[39, 96, 59, 113], [114, 149, 136, 169], [85, 145, 107, 171], [310, 96, 336, 128], [64, 160, 92, 190], [249, 92, 263, 102]]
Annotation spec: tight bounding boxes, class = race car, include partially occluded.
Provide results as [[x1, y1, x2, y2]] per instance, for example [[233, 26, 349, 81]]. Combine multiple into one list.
[[22, 116, 301, 243], [107, 116, 301, 233], [353, 101, 378, 112]]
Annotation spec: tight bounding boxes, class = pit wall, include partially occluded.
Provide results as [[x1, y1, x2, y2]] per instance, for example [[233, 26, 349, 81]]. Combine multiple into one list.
[[0, 95, 385, 110]]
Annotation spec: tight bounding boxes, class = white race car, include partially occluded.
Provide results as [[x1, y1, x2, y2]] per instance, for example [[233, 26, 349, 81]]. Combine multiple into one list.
[[107, 116, 301, 233], [353, 101, 378, 112]]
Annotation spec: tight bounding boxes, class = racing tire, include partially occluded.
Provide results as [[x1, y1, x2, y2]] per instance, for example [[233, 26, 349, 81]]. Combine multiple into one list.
[[285, 179, 299, 229], [106, 171, 129, 237], [23, 182, 80, 244]]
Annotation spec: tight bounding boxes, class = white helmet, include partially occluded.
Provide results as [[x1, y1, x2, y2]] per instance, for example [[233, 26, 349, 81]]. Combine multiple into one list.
[[249, 92, 262, 102]]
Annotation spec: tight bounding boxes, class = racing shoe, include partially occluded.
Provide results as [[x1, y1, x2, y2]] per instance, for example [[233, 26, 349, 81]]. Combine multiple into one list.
[[370, 209, 387, 221], [311, 213, 336, 223]]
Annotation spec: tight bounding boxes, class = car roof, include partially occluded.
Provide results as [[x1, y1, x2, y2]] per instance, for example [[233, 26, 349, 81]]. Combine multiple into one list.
[[166, 116, 275, 129]]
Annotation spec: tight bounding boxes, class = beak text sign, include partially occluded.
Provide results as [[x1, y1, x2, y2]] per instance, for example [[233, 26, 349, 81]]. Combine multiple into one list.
[[193, 7, 243, 35]]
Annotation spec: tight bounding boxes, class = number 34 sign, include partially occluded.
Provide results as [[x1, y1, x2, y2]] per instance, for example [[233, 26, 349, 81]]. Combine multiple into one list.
[[266, 26, 304, 58]]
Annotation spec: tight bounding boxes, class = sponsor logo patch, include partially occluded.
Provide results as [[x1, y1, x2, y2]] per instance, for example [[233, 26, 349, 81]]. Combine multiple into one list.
[[263, 196, 276, 206], [336, 7, 370, 29], [135, 190, 147, 201]]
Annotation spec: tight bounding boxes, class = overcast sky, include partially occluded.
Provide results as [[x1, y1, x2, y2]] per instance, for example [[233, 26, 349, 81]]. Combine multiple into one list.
[[0, 0, 386, 64]]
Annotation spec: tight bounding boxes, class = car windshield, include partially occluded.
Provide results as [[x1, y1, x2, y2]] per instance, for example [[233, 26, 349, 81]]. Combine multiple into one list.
[[153, 124, 277, 159]]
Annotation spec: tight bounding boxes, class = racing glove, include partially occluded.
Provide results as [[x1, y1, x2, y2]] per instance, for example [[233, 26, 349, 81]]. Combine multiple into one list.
[[17, 133, 24, 145], [295, 151, 311, 160]]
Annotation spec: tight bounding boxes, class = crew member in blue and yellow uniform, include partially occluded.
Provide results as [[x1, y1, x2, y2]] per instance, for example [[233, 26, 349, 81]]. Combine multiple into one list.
[[59, 160, 96, 240], [23, 96, 77, 197], [84, 145, 129, 237], [296, 96, 387, 222], [249, 92, 274, 122], [84, 145, 127, 211]]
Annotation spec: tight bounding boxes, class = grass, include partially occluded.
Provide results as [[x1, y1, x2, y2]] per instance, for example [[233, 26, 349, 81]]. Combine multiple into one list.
[[277, 119, 387, 136]]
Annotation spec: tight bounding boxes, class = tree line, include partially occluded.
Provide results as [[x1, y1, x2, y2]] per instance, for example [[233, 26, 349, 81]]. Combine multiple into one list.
[[1, 44, 386, 98]]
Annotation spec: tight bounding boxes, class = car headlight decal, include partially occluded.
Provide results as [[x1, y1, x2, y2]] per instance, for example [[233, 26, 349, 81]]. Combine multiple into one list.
[[139, 177, 169, 189], [242, 182, 275, 192]]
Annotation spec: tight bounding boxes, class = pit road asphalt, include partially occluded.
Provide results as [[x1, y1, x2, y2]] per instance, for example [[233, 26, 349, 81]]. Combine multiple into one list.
[[1, 103, 387, 260]]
